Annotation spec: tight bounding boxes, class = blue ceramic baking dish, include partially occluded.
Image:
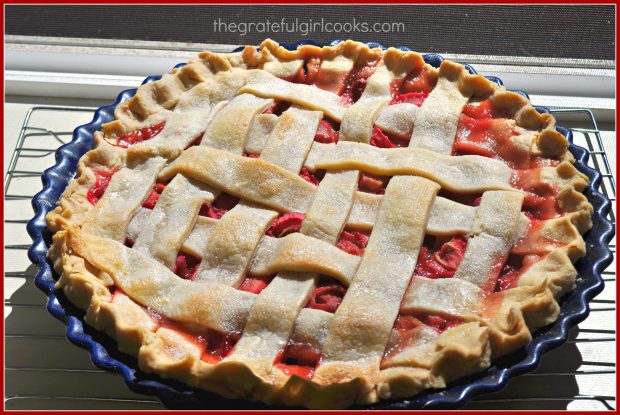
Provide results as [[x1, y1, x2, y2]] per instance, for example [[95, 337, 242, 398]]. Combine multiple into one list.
[[28, 40, 615, 409]]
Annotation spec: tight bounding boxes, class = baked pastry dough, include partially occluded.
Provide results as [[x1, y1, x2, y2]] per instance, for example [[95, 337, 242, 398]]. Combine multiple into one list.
[[46, 39, 592, 408]]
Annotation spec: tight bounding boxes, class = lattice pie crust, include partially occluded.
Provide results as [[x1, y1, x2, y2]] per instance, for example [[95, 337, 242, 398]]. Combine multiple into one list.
[[46, 40, 592, 409]]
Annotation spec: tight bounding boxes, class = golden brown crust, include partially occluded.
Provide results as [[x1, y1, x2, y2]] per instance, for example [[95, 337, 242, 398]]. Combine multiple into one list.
[[45, 39, 593, 409]]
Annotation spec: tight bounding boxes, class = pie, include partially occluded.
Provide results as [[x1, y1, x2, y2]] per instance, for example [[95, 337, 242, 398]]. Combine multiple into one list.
[[45, 39, 593, 409]]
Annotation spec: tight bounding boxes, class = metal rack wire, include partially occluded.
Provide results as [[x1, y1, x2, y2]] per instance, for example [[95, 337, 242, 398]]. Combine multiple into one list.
[[4, 106, 616, 410]]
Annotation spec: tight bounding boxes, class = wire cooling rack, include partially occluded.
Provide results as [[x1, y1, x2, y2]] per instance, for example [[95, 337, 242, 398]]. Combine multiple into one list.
[[4, 106, 616, 410]]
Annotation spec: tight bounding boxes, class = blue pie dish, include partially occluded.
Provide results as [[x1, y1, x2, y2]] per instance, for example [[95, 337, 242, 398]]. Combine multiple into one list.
[[27, 40, 614, 409]]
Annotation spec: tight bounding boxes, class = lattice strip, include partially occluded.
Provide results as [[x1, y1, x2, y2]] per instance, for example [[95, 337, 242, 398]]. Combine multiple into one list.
[[227, 137, 359, 375], [127, 94, 223, 160], [401, 277, 483, 318], [159, 146, 317, 213], [250, 233, 360, 285], [259, 107, 322, 172], [194, 203, 278, 286], [339, 64, 393, 143], [66, 230, 256, 333], [315, 54, 355, 94], [240, 69, 347, 120], [314, 176, 439, 385], [82, 157, 167, 241], [409, 61, 475, 154], [200, 93, 274, 155], [133, 174, 214, 268], [374, 103, 418, 138], [245, 113, 279, 155], [301, 170, 360, 244], [306, 141, 513, 192], [454, 190, 526, 288], [349, 193, 478, 235]]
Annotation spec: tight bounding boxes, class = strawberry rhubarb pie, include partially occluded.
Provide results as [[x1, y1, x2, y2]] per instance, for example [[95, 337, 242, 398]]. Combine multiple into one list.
[[46, 40, 592, 409]]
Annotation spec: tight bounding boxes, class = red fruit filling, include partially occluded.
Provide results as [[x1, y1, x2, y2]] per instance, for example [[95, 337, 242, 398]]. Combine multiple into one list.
[[389, 92, 429, 107], [201, 330, 241, 364], [511, 169, 561, 220], [336, 230, 369, 256], [86, 167, 120, 205], [453, 114, 533, 169], [383, 313, 463, 361], [299, 167, 322, 185], [341, 62, 379, 105], [237, 274, 274, 295], [158, 323, 207, 352], [420, 314, 463, 333], [116, 122, 165, 148], [401, 67, 437, 94], [414, 235, 468, 279], [262, 100, 291, 116], [174, 253, 201, 280], [453, 100, 561, 171], [186, 133, 203, 148], [358, 172, 390, 194], [199, 193, 240, 219], [274, 341, 322, 379], [370, 126, 396, 148], [266, 212, 305, 238], [495, 254, 543, 291], [292, 57, 322, 85], [307, 278, 347, 313], [314, 119, 340, 144], [142, 182, 167, 209], [512, 216, 564, 257]]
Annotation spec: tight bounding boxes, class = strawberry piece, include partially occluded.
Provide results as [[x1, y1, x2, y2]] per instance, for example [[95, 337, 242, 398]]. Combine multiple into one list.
[[414, 236, 468, 279], [336, 230, 369, 256], [282, 341, 322, 366], [390, 92, 429, 106], [142, 191, 160, 209], [199, 193, 240, 219], [238, 276, 272, 294], [116, 122, 165, 148], [452, 140, 495, 158], [462, 99, 497, 119], [402, 67, 437, 94], [413, 312, 464, 334], [394, 315, 422, 332], [522, 192, 559, 220], [358, 172, 389, 194], [86, 168, 120, 205], [266, 212, 305, 238], [307, 283, 347, 313], [174, 254, 201, 280], [142, 182, 167, 209], [274, 340, 321, 379], [202, 330, 240, 363], [295, 57, 321, 84], [370, 127, 396, 148], [262, 101, 290, 116], [432, 236, 467, 271], [186, 134, 203, 148], [314, 119, 339, 143], [299, 167, 320, 185], [341, 63, 378, 105]]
